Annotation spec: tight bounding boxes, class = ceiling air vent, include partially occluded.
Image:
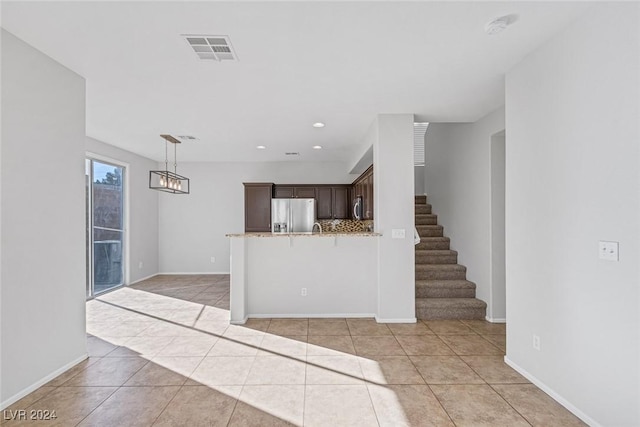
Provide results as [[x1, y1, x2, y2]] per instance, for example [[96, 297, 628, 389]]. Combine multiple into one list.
[[176, 135, 198, 141], [285, 152, 300, 156], [183, 35, 238, 61]]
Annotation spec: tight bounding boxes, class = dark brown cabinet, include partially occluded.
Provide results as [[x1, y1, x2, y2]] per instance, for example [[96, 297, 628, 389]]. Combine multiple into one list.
[[352, 165, 373, 220], [272, 184, 351, 220], [316, 187, 333, 219], [294, 187, 316, 198], [364, 174, 373, 219], [244, 183, 273, 232], [243, 181, 358, 232], [273, 186, 316, 199], [315, 186, 350, 220], [273, 186, 294, 198], [333, 187, 350, 219]]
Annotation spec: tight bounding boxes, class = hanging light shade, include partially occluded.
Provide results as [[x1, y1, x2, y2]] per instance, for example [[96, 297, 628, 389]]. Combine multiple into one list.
[[149, 134, 190, 194]]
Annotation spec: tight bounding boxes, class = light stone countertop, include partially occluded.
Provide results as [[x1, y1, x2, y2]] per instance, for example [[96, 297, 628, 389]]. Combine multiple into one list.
[[226, 232, 381, 237]]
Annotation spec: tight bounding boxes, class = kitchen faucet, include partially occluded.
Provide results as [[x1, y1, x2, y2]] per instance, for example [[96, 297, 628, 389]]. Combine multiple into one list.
[[312, 222, 323, 234]]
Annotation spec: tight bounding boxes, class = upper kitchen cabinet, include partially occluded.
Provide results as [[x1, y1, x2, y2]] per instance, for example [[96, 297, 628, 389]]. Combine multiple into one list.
[[352, 165, 373, 220], [273, 184, 350, 219], [316, 186, 351, 220], [294, 187, 316, 198], [244, 183, 273, 232], [316, 187, 333, 219], [333, 186, 350, 219], [273, 185, 316, 199], [273, 186, 294, 198]]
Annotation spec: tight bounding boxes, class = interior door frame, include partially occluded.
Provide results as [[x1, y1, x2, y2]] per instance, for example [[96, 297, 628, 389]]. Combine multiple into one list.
[[86, 152, 130, 298]]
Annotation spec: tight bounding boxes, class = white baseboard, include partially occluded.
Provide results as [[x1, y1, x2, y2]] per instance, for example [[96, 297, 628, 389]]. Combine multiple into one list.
[[485, 316, 506, 323], [503, 356, 601, 427], [230, 317, 248, 325], [248, 313, 376, 319], [375, 317, 417, 324], [1, 353, 89, 410], [130, 273, 158, 285], [158, 271, 230, 275]]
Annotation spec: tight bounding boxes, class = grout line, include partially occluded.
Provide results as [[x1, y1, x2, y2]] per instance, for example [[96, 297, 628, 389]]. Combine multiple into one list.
[[72, 385, 121, 426], [426, 383, 458, 426], [148, 384, 183, 426], [362, 379, 383, 427], [225, 387, 242, 427], [486, 383, 534, 427]]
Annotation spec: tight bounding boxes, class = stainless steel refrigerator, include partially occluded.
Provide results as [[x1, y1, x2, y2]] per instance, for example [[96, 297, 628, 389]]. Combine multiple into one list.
[[271, 198, 316, 233]]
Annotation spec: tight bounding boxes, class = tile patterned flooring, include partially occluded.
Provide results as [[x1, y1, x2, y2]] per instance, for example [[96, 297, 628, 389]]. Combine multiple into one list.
[[2, 275, 587, 426]]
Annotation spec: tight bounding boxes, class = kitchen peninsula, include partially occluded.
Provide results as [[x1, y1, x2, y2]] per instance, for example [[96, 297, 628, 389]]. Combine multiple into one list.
[[227, 231, 380, 324], [229, 170, 379, 323]]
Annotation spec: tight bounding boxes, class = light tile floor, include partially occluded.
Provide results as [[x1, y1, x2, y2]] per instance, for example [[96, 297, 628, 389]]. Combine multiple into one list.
[[2, 275, 587, 427]]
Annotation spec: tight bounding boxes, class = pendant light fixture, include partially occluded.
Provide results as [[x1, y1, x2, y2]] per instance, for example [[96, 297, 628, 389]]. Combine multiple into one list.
[[149, 134, 190, 194]]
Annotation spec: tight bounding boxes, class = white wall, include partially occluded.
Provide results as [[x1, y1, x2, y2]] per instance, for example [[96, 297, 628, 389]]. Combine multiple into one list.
[[505, 4, 639, 426], [159, 161, 354, 273], [374, 114, 416, 322], [86, 137, 159, 283], [245, 236, 377, 317], [424, 107, 505, 321], [414, 166, 425, 195], [1, 31, 87, 407], [490, 133, 505, 321]]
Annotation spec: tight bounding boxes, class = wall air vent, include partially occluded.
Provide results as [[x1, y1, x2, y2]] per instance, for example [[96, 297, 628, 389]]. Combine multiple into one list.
[[182, 35, 238, 61]]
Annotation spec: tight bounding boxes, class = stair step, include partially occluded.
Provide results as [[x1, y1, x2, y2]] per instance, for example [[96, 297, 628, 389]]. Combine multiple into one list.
[[414, 195, 427, 204], [415, 204, 432, 214], [415, 264, 466, 280], [416, 237, 450, 250], [415, 214, 438, 225], [416, 298, 487, 320], [416, 225, 444, 237], [415, 280, 476, 298], [415, 250, 457, 264]]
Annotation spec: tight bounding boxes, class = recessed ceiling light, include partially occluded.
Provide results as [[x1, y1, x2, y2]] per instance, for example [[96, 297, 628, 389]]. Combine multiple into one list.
[[312, 122, 325, 128], [256, 145, 266, 149], [312, 145, 322, 150], [484, 14, 518, 35]]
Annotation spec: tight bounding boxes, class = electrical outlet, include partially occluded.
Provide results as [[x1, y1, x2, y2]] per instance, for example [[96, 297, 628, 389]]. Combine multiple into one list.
[[138, 261, 143, 269], [301, 288, 307, 297], [392, 229, 406, 239], [598, 241, 619, 261], [210, 257, 216, 263], [533, 334, 541, 351]]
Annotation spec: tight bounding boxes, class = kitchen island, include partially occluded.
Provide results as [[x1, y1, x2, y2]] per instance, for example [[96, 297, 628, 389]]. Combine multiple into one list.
[[227, 232, 380, 324]]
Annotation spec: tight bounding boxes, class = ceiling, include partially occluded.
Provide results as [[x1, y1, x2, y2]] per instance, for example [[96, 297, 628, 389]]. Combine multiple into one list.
[[1, 1, 591, 162]]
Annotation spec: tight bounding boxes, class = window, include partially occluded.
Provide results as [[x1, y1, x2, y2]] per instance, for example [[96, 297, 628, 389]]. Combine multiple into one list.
[[86, 158, 127, 297]]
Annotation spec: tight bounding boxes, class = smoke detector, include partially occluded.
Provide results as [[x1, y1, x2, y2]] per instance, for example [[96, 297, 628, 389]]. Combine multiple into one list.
[[183, 35, 238, 61], [484, 14, 518, 35]]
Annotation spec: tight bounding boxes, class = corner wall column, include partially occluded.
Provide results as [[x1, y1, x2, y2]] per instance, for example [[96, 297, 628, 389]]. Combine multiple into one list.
[[373, 114, 416, 322]]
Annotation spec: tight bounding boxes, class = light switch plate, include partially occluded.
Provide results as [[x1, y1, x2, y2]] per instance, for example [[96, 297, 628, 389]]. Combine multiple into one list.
[[598, 241, 619, 261], [392, 229, 406, 239]]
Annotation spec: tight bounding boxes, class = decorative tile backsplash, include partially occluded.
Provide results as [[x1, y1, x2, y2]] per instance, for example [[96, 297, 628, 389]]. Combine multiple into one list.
[[318, 219, 374, 233]]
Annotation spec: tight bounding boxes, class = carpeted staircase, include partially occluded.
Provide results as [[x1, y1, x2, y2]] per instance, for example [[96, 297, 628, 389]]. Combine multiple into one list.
[[414, 195, 487, 320]]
